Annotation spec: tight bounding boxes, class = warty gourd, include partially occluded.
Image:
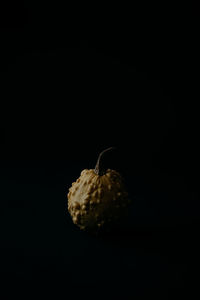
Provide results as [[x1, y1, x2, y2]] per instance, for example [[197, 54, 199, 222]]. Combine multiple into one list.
[[67, 147, 130, 232]]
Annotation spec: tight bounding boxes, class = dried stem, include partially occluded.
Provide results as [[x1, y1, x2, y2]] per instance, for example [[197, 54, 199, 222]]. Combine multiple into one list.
[[94, 147, 115, 176]]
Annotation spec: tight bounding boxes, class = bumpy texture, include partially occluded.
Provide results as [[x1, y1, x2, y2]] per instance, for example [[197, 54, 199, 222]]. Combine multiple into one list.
[[67, 168, 129, 231]]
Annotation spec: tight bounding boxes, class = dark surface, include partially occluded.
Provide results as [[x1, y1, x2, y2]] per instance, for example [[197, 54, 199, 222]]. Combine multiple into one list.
[[0, 2, 200, 299]]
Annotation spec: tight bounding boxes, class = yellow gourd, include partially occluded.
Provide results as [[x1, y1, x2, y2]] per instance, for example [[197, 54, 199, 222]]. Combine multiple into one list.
[[67, 147, 130, 231]]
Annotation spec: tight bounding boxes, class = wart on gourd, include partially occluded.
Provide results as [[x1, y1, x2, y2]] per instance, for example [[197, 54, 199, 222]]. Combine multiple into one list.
[[67, 147, 130, 232]]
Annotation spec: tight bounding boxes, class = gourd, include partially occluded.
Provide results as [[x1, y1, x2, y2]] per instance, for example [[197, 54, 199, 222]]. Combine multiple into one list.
[[67, 147, 130, 232]]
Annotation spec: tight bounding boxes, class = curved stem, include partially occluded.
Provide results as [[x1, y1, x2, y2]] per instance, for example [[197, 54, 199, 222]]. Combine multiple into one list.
[[94, 147, 115, 176]]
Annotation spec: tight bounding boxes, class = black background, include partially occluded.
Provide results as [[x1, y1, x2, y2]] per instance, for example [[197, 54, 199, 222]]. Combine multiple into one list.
[[0, 2, 199, 299]]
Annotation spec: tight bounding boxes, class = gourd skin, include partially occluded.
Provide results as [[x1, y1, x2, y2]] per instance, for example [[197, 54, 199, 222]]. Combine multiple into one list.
[[67, 168, 129, 231]]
